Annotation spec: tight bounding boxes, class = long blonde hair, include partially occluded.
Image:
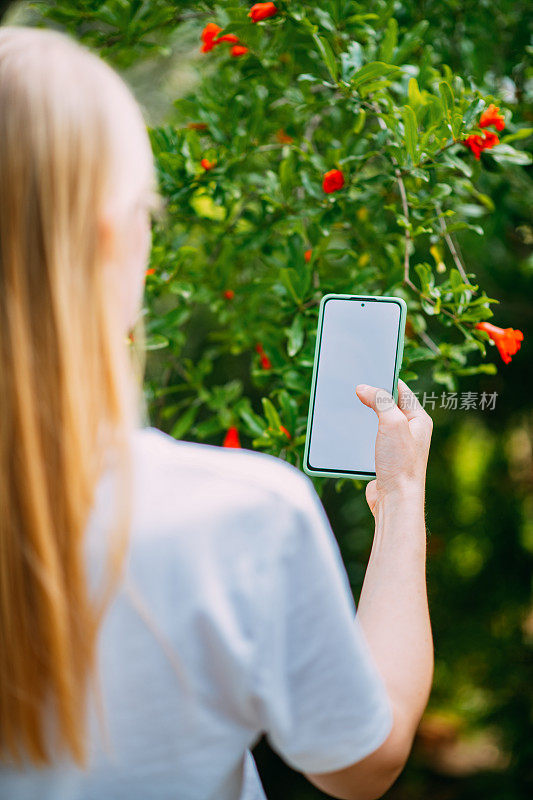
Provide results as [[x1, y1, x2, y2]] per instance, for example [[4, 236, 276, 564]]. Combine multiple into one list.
[[0, 26, 154, 766]]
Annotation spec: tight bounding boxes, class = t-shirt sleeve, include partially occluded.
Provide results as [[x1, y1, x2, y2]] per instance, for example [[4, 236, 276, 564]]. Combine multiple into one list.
[[253, 471, 393, 775]]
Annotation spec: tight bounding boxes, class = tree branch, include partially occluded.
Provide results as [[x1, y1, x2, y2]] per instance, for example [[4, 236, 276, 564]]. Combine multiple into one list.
[[418, 329, 441, 354], [375, 113, 417, 291], [435, 203, 474, 287]]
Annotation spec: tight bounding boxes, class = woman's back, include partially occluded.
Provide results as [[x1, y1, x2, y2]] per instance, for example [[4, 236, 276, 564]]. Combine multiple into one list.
[[0, 426, 392, 799], [0, 27, 434, 799]]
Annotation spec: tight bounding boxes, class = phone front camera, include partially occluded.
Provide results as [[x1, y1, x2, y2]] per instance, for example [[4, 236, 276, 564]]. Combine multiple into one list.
[[361, 303, 365, 307]]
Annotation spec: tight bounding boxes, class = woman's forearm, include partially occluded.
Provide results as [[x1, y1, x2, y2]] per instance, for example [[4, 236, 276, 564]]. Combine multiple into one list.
[[356, 489, 433, 740]]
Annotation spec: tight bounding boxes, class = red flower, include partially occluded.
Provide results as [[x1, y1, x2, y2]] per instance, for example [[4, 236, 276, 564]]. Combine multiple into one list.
[[223, 426, 241, 448], [187, 122, 208, 131], [231, 45, 249, 57], [279, 424, 291, 439], [479, 103, 505, 132], [255, 342, 272, 369], [304, 249, 312, 263], [200, 23, 222, 53], [216, 33, 240, 44], [223, 289, 235, 300], [200, 158, 216, 170], [322, 169, 345, 193], [276, 129, 294, 144], [248, 3, 278, 22], [482, 130, 499, 149], [462, 131, 499, 160], [475, 321, 524, 364], [145, 267, 156, 276], [463, 134, 483, 159]]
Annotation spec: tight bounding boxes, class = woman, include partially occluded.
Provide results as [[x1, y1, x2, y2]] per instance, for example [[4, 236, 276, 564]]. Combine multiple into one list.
[[0, 26, 433, 800]]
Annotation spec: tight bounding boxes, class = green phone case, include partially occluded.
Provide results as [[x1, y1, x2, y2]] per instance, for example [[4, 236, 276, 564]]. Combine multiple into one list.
[[303, 293, 407, 481]]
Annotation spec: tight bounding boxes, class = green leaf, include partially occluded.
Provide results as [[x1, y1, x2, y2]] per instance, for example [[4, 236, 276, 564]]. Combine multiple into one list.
[[353, 108, 366, 134], [380, 18, 398, 62], [462, 98, 485, 129], [408, 77, 423, 109], [279, 268, 301, 303], [359, 79, 394, 98], [500, 128, 533, 145], [448, 270, 477, 298], [170, 405, 199, 440], [489, 144, 532, 166], [456, 364, 498, 376], [402, 105, 418, 165], [262, 398, 281, 431], [313, 34, 338, 82], [351, 61, 401, 90], [287, 314, 305, 357], [393, 20, 429, 63], [442, 152, 473, 177], [439, 81, 455, 132], [278, 390, 298, 432], [237, 406, 266, 437], [415, 262, 435, 294], [144, 333, 169, 350], [193, 416, 223, 439], [279, 154, 294, 199], [455, 203, 488, 218], [340, 41, 363, 81]]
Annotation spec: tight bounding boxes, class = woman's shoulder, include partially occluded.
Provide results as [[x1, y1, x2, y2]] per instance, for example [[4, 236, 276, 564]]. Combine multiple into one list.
[[130, 425, 315, 515], [123, 427, 323, 584]]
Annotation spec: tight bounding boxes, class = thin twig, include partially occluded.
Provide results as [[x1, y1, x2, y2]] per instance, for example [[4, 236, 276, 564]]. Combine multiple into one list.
[[418, 140, 457, 167], [418, 329, 441, 354], [303, 113, 323, 153], [435, 203, 473, 286], [254, 144, 285, 153], [395, 166, 417, 289], [375, 112, 417, 290]]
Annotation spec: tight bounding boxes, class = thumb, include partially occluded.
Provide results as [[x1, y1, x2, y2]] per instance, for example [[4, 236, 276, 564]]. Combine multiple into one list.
[[355, 383, 378, 409], [355, 384, 396, 416]]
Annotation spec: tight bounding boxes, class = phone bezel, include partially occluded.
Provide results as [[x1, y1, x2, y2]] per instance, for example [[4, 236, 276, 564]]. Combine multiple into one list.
[[303, 293, 407, 481]]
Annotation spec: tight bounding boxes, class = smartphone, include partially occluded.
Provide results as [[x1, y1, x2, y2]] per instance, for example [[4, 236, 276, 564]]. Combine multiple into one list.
[[303, 294, 406, 480]]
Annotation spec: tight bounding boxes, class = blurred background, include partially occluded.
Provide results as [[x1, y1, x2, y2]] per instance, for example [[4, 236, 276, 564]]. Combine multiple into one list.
[[2, 1, 532, 798]]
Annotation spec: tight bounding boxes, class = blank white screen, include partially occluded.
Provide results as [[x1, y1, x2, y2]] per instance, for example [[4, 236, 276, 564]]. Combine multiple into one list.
[[308, 298, 401, 475]]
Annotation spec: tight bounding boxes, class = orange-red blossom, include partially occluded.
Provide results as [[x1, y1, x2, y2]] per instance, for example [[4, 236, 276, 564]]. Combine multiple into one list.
[[463, 103, 505, 159], [200, 23, 247, 56], [463, 131, 499, 160], [248, 3, 278, 22], [200, 23, 222, 53], [223, 426, 241, 448], [322, 169, 345, 193], [476, 321, 523, 364], [276, 129, 294, 144], [479, 103, 505, 131], [231, 45, 249, 57], [255, 342, 272, 370]]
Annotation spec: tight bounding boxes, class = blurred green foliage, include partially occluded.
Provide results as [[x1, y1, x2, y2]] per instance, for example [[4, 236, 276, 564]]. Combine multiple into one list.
[[8, 0, 533, 798]]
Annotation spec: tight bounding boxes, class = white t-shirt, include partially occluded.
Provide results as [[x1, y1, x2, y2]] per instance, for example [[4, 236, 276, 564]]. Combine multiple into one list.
[[0, 426, 392, 800]]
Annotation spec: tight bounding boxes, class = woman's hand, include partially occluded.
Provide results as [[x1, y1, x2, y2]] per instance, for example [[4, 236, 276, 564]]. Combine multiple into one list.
[[355, 379, 432, 516]]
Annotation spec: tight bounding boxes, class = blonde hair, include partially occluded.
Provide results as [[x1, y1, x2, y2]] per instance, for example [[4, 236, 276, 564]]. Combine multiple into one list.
[[0, 26, 155, 765]]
